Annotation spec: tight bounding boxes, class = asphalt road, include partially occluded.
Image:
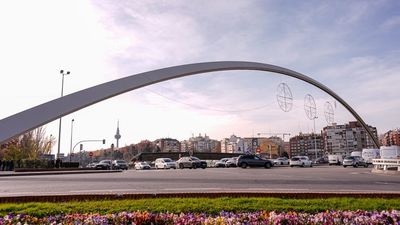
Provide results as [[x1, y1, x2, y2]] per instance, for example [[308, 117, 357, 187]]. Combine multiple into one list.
[[0, 166, 399, 197]]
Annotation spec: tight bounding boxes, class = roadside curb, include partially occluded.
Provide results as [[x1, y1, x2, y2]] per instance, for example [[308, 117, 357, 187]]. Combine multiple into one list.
[[0, 170, 122, 177], [0, 192, 399, 203], [371, 168, 400, 175]]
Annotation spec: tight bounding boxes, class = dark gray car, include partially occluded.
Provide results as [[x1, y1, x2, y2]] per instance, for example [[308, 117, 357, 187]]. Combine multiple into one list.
[[342, 156, 368, 168], [112, 160, 128, 170], [236, 154, 273, 169], [177, 156, 207, 169]]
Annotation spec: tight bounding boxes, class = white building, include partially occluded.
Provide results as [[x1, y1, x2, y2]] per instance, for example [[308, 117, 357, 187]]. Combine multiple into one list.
[[181, 133, 220, 153], [220, 134, 245, 153]]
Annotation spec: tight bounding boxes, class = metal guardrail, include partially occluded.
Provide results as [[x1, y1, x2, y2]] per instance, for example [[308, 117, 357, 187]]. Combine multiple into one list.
[[372, 159, 400, 171]]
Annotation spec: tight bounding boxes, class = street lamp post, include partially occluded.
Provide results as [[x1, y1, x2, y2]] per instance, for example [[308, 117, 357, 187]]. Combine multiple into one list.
[[69, 119, 74, 162], [57, 70, 70, 159], [313, 116, 318, 160]]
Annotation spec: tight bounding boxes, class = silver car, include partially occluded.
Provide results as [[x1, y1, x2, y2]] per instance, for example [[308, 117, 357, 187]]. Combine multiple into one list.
[[342, 156, 368, 168], [273, 157, 289, 165], [154, 158, 177, 169]]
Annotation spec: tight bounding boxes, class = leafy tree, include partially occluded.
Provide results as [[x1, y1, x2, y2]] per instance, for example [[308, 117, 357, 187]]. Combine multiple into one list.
[[0, 127, 55, 160]]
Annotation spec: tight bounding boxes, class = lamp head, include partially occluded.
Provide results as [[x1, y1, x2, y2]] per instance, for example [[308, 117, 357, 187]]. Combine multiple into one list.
[[60, 70, 64, 74]]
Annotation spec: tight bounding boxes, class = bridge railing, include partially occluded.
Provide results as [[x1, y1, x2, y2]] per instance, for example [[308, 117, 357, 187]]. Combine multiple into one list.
[[372, 159, 400, 171]]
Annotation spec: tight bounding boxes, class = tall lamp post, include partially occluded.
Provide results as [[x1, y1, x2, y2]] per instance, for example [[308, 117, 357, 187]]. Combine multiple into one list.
[[69, 119, 74, 162], [313, 116, 318, 160], [57, 70, 70, 159]]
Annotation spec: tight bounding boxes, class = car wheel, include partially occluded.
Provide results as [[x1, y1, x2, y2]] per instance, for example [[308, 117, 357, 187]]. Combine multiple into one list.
[[354, 163, 358, 168], [290, 165, 294, 167], [364, 164, 368, 168], [179, 164, 184, 169], [265, 162, 271, 169], [301, 163, 305, 167], [192, 164, 197, 169], [343, 165, 347, 168], [310, 164, 313, 167], [240, 163, 248, 169]]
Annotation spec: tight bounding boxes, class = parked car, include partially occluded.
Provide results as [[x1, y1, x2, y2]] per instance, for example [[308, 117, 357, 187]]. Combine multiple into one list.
[[86, 162, 98, 168], [176, 156, 207, 169], [112, 160, 128, 170], [314, 157, 328, 164], [95, 160, 112, 170], [342, 156, 368, 168], [154, 158, 177, 169], [214, 158, 230, 168], [273, 157, 289, 165], [225, 157, 238, 167], [328, 154, 343, 165], [289, 156, 313, 167], [236, 154, 273, 169], [134, 161, 151, 170]]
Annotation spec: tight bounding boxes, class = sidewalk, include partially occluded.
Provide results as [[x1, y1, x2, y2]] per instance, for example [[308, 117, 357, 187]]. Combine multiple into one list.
[[0, 169, 122, 177]]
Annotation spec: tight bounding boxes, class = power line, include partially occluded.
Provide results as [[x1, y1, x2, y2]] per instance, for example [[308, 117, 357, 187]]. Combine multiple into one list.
[[144, 88, 275, 113]]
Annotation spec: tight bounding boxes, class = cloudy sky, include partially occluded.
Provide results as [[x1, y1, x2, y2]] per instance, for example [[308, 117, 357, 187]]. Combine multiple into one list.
[[0, 0, 399, 155]]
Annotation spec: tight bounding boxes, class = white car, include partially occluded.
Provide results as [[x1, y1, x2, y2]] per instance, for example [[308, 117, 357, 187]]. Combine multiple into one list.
[[154, 158, 177, 169], [134, 162, 151, 170], [273, 157, 289, 165], [289, 156, 313, 167]]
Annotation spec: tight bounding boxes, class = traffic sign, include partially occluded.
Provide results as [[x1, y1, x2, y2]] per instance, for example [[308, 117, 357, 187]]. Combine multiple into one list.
[[89, 152, 93, 157]]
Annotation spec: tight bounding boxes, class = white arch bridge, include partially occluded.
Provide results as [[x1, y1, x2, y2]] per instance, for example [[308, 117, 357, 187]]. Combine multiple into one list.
[[0, 61, 380, 148]]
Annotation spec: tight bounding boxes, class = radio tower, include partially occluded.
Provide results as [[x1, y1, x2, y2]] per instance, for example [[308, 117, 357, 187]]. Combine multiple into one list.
[[114, 121, 121, 149]]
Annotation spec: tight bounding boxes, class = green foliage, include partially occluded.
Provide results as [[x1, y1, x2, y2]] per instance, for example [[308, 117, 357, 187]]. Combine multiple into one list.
[[0, 127, 55, 161], [0, 197, 399, 217]]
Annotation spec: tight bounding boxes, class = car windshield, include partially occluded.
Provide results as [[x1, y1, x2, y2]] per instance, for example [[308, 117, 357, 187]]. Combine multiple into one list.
[[291, 157, 300, 161], [191, 157, 200, 161], [345, 156, 354, 160], [140, 162, 148, 165], [164, 159, 172, 162], [116, 160, 126, 163], [100, 160, 110, 164]]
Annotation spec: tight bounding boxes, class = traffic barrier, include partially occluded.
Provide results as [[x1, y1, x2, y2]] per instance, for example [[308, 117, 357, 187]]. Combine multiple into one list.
[[372, 159, 400, 171]]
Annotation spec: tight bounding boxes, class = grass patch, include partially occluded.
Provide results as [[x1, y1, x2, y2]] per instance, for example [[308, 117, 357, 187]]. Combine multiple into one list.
[[0, 197, 399, 217]]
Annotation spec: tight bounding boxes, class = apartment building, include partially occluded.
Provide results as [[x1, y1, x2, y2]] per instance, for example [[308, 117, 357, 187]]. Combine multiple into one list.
[[381, 128, 400, 146], [289, 133, 323, 159], [181, 133, 220, 153], [322, 121, 378, 155], [154, 138, 181, 152], [220, 134, 245, 153]]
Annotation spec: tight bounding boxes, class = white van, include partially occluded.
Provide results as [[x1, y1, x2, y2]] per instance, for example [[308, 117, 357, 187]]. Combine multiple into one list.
[[350, 151, 362, 157], [361, 148, 380, 164], [328, 154, 343, 165], [380, 146, 400, 159]]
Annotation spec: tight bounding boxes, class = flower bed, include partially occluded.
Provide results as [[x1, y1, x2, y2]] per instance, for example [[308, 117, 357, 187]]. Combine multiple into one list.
[[0, 210, 398, 225]]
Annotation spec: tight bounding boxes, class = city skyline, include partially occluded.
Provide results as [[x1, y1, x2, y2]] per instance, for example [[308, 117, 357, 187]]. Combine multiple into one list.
[[0, 1, 399, 154]]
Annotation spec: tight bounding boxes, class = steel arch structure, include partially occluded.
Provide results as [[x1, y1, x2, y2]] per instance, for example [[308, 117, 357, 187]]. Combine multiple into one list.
[[0, 61, 380, 148]]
